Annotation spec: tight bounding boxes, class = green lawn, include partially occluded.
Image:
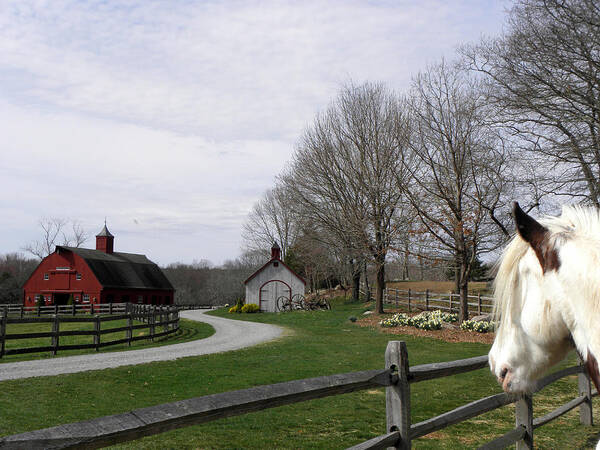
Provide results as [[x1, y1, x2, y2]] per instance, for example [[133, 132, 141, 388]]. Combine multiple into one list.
[[0, 301, 598, 448], [1, 317, 215, 363]]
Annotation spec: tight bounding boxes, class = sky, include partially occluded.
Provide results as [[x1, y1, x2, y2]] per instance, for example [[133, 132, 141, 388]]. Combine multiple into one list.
[[0, 0, 508, 266]]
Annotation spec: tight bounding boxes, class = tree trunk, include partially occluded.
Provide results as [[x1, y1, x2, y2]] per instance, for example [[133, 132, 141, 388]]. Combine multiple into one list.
[[458, 255, 469, 323], [454, 258, 460, 295], [375, 260, 385, 314], [403, 244, 410, 280], [363, 260, 371, 302], [351, 260, 361, 302]]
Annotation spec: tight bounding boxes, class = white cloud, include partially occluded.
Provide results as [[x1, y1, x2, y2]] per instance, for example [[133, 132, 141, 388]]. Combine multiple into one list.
[[0, 0, 507, 264]]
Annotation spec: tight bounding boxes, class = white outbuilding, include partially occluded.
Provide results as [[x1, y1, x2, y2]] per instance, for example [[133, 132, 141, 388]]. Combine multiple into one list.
[[244, 243, 306, 312]]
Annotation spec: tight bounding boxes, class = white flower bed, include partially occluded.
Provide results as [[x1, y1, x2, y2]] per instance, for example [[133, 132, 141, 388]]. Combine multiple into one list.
[[459, 319, 496, 333], [380, 310, 458, 331], [380, 310, 495, 333]]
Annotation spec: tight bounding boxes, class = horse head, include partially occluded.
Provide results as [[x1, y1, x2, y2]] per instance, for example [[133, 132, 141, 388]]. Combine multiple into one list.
[[489, 202, 600, 394]]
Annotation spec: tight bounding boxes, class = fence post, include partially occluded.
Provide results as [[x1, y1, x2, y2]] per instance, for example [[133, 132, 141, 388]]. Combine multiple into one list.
[[407, 289, 411, 313], [0, 307, 7, 359], [477, 294, 482, 315], [127, 312, 133, 347], [578, 355, 593, 426], [449, 292, 453, 314], [72, 303, 76, 316], [93, 315, 100, 351], [515, 395, 533, 450], [425, 290, 429, 311], [386, 341, 410, 449], [395, 289, 398, 308], [20, 305, 24, 319], [52, 314, 59, 355], [109, 302, 113, 315], [150, 308, 156, 342], [37, 303, 41, 317]]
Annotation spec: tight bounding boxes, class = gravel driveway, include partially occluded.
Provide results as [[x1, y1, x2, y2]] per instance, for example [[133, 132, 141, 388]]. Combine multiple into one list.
[[0, 309, 284, 381]]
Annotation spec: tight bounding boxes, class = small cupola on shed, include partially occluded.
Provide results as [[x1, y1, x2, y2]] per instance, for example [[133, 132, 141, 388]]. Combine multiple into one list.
[[271, 242, 281, 260], [96, 222, 114, 254]]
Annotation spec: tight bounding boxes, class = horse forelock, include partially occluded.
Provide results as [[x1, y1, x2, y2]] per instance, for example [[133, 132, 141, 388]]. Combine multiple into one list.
[[492, 235, 529, 331]]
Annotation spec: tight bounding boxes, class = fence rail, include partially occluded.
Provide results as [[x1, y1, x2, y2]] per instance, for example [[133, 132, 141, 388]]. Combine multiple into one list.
[[0, 341, 593, 449], [0, 304, 180, 358], [384, 288, 494, 317], [0, 302, 131, 318]]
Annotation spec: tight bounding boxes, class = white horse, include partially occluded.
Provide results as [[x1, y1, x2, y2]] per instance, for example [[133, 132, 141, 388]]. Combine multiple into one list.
[[489, 202, 600, 395]]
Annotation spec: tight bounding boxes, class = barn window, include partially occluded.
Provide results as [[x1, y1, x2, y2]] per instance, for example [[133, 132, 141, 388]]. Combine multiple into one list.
[[83, 294, 90, 303], [137, 295, 143, 303], [273, 262, 279, 267], [75, 296, 79, 301], [43, 273, 49, 280], [76, 273, 82, 280]]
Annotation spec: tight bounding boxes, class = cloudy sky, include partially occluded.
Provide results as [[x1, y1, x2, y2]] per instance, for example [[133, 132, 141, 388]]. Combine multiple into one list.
[[1, 0, 507, 266]]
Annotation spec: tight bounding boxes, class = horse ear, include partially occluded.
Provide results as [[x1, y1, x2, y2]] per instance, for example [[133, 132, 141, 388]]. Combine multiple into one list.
[[513, 202, 559, 272]]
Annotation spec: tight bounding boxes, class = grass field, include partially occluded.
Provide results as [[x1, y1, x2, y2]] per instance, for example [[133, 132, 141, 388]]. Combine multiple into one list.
[[0, 301, 598, 448], [0, 317, 215, 363]]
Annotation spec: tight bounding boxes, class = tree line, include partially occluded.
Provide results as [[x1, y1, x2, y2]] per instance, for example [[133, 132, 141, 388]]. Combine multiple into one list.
[[241, 0, 600, 322]]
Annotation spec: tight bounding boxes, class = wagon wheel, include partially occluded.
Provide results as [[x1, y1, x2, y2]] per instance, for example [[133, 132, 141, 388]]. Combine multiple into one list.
[[276, 295, 291, 312], [291, 294, 305, 310]]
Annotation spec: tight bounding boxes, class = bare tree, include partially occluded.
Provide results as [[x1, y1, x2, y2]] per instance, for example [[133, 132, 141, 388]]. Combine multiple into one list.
[[285, 82, 411, 313], [404, 61, 509, 322], [280, 190, 368, 302], [241, 183, 299, 260], [23, 217, 89, 259], [461, 0, 600, 206]]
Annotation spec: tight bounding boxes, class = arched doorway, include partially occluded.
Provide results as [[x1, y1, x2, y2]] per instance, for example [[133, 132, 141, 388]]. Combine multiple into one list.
[[259, 280, 291, 312]]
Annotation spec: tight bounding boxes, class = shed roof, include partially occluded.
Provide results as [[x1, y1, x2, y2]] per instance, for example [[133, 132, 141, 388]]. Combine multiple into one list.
[[243, 257, 306, 285], [56, 246, 174, 291]]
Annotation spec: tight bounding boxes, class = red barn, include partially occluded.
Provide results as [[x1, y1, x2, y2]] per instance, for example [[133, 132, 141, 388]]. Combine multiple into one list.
[[23, 224, 175, 307]]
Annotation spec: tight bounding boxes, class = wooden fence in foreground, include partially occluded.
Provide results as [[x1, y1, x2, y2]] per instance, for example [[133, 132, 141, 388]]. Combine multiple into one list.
[[384, 288, 494, 317], [0, 341, 593, 449], [0, 304, 179, 358]]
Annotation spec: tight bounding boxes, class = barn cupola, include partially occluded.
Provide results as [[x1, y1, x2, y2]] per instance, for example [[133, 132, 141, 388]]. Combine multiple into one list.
[[96, 222, 114, 254], [271, 242, 281, 260]]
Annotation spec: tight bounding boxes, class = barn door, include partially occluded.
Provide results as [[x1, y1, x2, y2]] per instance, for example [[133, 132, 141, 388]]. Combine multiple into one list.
[[259, 280, 291, 312]]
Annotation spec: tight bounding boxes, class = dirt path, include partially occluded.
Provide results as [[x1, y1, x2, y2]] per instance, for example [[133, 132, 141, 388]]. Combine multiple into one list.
[[0, 309, 285, 381]]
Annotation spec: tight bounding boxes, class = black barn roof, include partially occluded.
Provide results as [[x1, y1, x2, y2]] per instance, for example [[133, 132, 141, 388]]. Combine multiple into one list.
[[56, 246, 173, 291]]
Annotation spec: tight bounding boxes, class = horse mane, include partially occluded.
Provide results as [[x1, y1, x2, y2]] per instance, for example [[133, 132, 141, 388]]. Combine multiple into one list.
[[492, 205, 600, 329]]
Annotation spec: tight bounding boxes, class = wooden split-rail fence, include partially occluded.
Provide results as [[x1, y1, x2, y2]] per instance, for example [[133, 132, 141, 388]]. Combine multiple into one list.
[[0, 304, 180, 358], [384, 288, 494, 317], [0, 341, 594, 449], [0, 302, 130, 318]]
